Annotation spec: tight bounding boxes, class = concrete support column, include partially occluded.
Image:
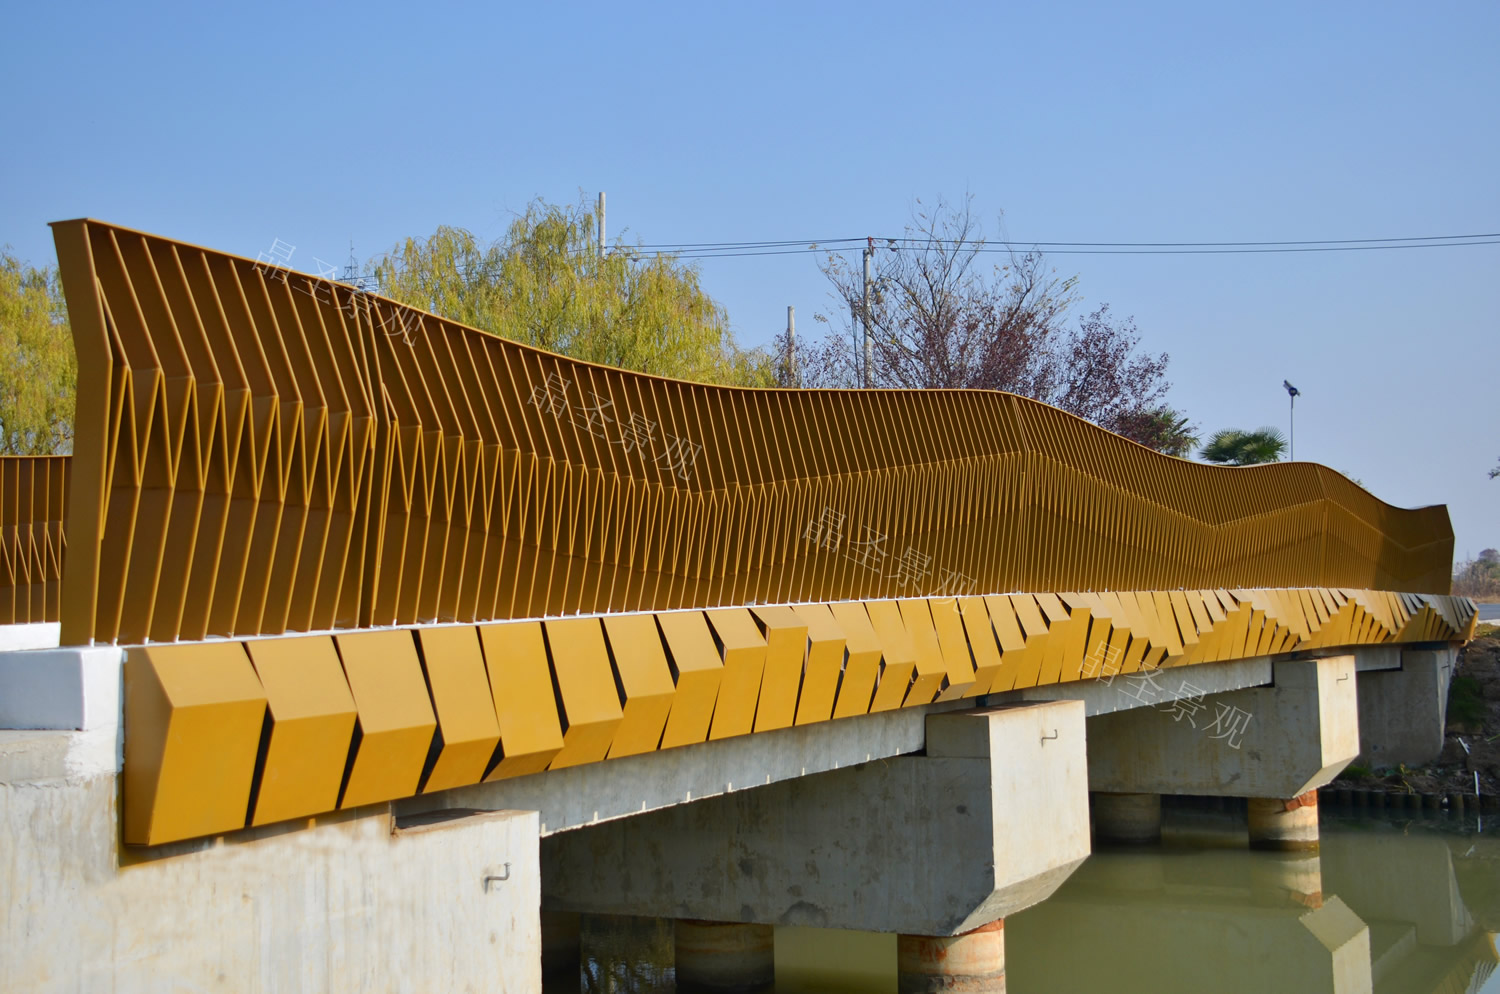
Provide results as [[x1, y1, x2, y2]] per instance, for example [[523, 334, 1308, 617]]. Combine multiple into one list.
[[1248, 792, 1320, 851], [897, 919, 1006, 993], [1092, 792, 1161, 845], [540, 910, 581, 980], [1087, 655, 1359, 803], [541, 701, 1089, 936], [675, 920, 774, 993], [1356, 646, 1455, 768]]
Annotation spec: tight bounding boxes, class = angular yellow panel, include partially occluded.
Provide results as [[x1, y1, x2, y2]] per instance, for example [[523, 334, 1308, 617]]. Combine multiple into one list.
[[416, 626, 501, 793], [602, 614, 676, 758], [982, 594, 1027, 693], [124, 642, 267, 846], [656, 610, 724, 749], [864, 600, 917, 712], [479, 621, 564, 778], [828, 600, 882, 719], [927, 598, 977, 702], [334, 630, 437, 809], [957, 596, 1002, 697], [1057, 601, 1092, 684], [705, 608, 767, 740], [543, 617, 624, 768], [1008, 595, 1051, 689], [244, 636, 357, 827], [750, 605, 808, 733], [897, 599, 948, 706], [791, 602, 846, 725]]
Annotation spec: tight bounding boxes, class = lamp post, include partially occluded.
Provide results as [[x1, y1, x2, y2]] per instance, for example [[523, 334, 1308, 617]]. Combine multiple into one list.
[[1283, 380, 1300, 461]]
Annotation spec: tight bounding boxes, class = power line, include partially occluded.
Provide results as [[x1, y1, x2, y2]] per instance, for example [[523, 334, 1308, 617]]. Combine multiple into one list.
[[348, 228, 1500, 291], [657, 238, 1500, 260], [635, 231, 1499, 251]]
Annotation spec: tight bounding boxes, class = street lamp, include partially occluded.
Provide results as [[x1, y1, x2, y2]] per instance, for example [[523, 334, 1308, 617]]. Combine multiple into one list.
[[1283, 381, 1300, 461]]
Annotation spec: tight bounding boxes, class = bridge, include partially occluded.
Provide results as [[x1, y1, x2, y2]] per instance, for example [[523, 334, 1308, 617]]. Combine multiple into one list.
[[0, 219, 1479, 992]]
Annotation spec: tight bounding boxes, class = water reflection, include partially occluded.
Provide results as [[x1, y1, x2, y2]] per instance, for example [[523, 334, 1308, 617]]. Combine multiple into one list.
[[552, 810, 1500, 994]]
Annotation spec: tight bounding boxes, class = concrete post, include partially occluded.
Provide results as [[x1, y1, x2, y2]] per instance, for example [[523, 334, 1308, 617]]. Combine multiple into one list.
[[675, 920, 774, 993], [897, 919, 1005, 993], [1087, 655, 1359, 802], [1355, 647, 1454, 768], [540, 701, 1090, 936], [1248, 792, 1320, 851], [1092, 792, 1162, 845], [540, 910, 581, 980]]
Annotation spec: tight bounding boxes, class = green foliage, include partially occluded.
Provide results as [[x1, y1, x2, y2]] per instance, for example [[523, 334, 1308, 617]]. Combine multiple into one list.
[[1341, 763, 1372, 782], [1449, 675, 1486, 729], [372, 200, 773, 386], [0, 250, 76, 454], [1114, 405, 1198, 457], [1199, 426, 1287, 466]]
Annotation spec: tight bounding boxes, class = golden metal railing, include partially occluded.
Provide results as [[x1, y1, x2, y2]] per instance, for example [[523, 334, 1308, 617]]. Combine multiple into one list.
[[0, 455, 68, 625], [50, 219, 1454, 645]]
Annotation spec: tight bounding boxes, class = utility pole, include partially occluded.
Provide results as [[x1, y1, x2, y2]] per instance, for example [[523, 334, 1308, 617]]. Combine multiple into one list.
[[862, 237, 874, 388], [786, 306, 797, 387], [1283, 380, 1300, 461], [597, 191, 606, 259]]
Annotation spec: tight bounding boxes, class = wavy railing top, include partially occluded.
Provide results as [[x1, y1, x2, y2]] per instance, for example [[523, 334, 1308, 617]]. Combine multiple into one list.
[[50, 219, 1453, 645]]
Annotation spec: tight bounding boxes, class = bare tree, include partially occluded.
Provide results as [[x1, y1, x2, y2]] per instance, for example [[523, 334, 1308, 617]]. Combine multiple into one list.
[[776, 196, 1186, 453]]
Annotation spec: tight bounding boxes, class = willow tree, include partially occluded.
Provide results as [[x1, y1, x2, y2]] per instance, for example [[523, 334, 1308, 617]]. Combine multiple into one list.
[[0, 251, 75, 454], [373, 200, 773, 386]]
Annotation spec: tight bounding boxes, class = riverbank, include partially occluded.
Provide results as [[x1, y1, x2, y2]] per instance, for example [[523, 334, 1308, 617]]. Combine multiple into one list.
[[1330, 627, 1500, 801]]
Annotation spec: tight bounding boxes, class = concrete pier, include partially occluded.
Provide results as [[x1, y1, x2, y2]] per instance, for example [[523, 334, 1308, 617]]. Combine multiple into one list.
[[675, 921, 775, 992], [1355, 647, 1455, 768], [540, 701, 1090, 937], [1092, 792, 1162, 845], [1248, 793, 1322, 850], [1085, 656, 1359, 848], [897, 919, 1006, 993]]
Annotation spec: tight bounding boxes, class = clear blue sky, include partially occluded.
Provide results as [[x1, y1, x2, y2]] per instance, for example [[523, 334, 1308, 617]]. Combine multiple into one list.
[[3, 1, 1495, 563]]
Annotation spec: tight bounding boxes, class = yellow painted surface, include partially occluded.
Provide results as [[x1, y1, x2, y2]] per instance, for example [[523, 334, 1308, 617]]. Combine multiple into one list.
[[656, 610, 723, 749], [927, 598, 976, 702], [897, 599, 947, 706], [791, 602, 846, 724], [334, 630, 438, 808], [416, 626, 501, 792], [243, 636, 357, 826], [957, 596, 1002, 697], [864, 600, 917, 712], [478, 621, 564, 779], [705, 608, 767, 740], [543, 617, 624, 768], [123, 642, 268, 846], [602, 614, 676, 758], [829, 600, 882, 719], [750, 605, 808, 732]]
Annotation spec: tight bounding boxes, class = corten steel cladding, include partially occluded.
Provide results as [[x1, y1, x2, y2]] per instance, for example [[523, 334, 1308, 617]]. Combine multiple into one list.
[[120, 586, 1476, 845], [50, 219, 1456, 645], [0, 456, 68, 625]]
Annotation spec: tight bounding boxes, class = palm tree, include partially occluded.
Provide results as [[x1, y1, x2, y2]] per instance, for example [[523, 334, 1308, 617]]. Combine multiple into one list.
[[1200, 427, 1288, 466]]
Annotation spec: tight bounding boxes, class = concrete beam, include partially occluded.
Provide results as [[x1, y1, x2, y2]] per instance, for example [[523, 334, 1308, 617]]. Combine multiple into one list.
[[0, 748, 542, 992], [401, 697, 969, 835], [1356, 647, 1454, 768], [539, 701, 1090, 936], [0, 645, 122, 731], [1086, 656, 1359, 799], [990, 656, 1273, 718]]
